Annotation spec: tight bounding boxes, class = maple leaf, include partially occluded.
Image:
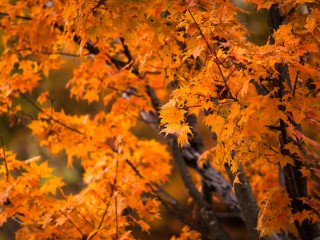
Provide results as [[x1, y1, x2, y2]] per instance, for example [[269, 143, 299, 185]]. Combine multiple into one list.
[[177, 124, 193, 147], [203, 114, 225, 132], [197, 150, 214, 168], [278, 155, 294, 167], [233, 172, 242, 185], [1, 0, 320, 239], [40, 177, 65, 195], [55, 215, 67, 227], [186, 0, 196, 8], [161, 123, 193, 147], [257, 187, 292, 237], [305, 16, 317, 33], [137, 220, 151, 233], [171, 226, 201, 240], [37, 91, 49, 104], [160, 100, 186, 126], [192, 45, 205, 59], [292, 209, 313, 225]]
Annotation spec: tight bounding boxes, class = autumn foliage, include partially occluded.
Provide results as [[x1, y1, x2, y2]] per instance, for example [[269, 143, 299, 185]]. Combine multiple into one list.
[[0, 0, 320, 239]]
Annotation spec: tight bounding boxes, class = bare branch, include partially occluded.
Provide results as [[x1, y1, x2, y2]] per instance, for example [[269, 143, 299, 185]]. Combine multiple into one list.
[[225, 163, 261, 240], [120, 37, 133, 63], [170, 139, 207, 207], [125, 159, 199, 231], [125, 159, 188, 212], [292, 74, 298, 97], [141, 90, 241, 217]]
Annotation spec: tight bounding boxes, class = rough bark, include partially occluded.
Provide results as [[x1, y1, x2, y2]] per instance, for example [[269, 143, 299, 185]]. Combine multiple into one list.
[[170, 139, 230, 240], [143, 86, 242, 218], [225, 164, 261, 240]]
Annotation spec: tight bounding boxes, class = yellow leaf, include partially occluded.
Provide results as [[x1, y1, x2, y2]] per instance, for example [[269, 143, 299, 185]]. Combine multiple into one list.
[[257, 187, 292, 237], [37, 91, 49, 104], [161, 123, 193, 147], [292, 209, 313, 225], [137, 220, 151, 233], [192, 45, 205, 59], [160, 100, 186, 126], [177, 124, 193, 147], [305, 16, 317, 33]]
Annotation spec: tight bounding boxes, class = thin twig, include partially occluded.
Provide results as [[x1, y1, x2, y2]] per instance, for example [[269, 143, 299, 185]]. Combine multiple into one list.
[[59, 209, 85, 238], [114, 151, 119, 240], [74, 208, 95, 229], [20, 93, 83, 135], [125, 160, 197, 230], [0, 12, 32, 20], [125, 159, 190, 212], [187, 9, 214, 54], [125, 159, 143, 179], [0, 136, 9, 182], [97, 190, 112, 230], [292, 74, 298, 97], [156, 193, 201, 232], [97, 152, 119, 231], [115, 195, 118, 240], [187, 9, 234, 96], [41, 51, 89, 57], [107, 86, 144, 98], [143, 71, 161, 75], [263, 142, 279, 154], [225, 66, 237, 82]]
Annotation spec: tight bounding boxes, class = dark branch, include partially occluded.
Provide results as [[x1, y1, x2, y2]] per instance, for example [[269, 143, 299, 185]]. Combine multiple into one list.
[[224, 163, 262, 240], [268, 5, 320, 239], [0, 12, 32, 20], [120, 37, 133, 63], [125, 159, 198, 230]]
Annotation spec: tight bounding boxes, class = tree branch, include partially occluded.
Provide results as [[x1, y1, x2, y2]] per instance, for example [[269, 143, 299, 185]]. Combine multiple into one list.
[[268, 5, 320, 239], [2, 11, 237, 236], [125, 159, 191, 213], [142, 86, 242, 219], [125, 159, 199, 230], [224, 163, 261, 240], [169, 138, 230, 240]]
